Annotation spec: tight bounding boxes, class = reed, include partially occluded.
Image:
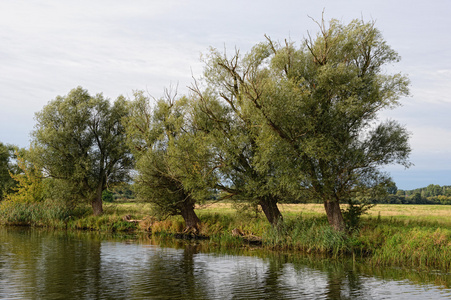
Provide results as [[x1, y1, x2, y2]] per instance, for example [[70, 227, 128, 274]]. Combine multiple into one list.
[[367, 222, 451, 270]]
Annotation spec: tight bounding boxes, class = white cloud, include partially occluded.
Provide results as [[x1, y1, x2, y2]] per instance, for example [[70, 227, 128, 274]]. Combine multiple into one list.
[[409, 126, 451, 154]]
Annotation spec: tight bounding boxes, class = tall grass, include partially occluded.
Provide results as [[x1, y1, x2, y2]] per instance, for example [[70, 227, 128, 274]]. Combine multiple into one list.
[[0, 200, 136, 231], [262, 215, 349, 257], [0, 200, 87, 227], [368, 222, 451, 270]]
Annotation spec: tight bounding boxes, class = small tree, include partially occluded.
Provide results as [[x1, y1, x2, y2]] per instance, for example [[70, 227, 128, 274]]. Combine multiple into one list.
[[4, 151, 44, 203], [32, 87, 133, 215]]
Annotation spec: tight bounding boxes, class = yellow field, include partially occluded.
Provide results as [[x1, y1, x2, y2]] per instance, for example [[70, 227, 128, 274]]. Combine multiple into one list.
[[279, 203, 451, 218], [193, 202, 451, 226], [109, 202, 451, 227], [364, 204, 451, 226]]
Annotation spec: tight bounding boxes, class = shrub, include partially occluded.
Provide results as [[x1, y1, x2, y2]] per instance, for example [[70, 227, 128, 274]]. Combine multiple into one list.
[[342, 199, 375, 232]]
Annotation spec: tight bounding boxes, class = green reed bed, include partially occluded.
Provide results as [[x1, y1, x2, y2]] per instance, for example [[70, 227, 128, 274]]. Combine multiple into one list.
[[0, 200, 85, 228], [0, 200, 142, 232], [263, 216, 349, 257], [366, 221, 451, 270]]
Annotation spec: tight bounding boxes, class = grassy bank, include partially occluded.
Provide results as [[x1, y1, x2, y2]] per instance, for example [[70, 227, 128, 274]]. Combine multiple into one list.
[[1, 201, 451, 270], [198, 203, 451, 270]]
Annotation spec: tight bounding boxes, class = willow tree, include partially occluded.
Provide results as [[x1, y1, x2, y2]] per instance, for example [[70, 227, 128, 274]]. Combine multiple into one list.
[[204, 17, 411, 231], [190, 56, 302, 225], [124, 91, 213, 232], [32, 87, 133, 215]]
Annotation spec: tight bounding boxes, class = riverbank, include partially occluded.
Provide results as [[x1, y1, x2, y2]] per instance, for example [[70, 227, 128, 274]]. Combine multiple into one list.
[[1, 202, 451, 270]]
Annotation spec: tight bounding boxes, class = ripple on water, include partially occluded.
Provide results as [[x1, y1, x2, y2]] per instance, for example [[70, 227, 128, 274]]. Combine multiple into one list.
[[0, 229, 451, 299]]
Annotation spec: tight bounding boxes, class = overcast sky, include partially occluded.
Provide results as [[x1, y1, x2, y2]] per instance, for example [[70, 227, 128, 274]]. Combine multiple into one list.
[[0, 0, 450, 189]]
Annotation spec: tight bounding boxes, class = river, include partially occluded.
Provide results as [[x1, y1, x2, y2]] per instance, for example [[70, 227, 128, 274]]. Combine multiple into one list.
[[0, 227, 450, 299]]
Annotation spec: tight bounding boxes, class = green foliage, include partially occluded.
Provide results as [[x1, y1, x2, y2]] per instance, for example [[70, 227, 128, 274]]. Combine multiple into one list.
[[193, 43, 301, 225], [0, 143, 17, 200], [369, 224, 451, 270], [199, 17, 411, 230], [123, 90, 213, 228], [111, 183, 135, 201], [5, 151, 45, 203], [44, 177, 80, 209], [2, 198, 451, 270], [380, 184, 451, 204], [31, 87, 133, 215], [263, 216, 349, 256], [102, 189, 114, 203], [68, 214, 137, 232], [341, 199, 375, 232], [0, 199, 89, 227]]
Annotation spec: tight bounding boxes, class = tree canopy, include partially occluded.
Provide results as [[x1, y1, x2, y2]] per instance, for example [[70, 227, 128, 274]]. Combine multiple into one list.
[[31, 87, 133, 215], [198, 17, 411, 231], [189, 52, 301, 225], [124, 90, 214, 231]]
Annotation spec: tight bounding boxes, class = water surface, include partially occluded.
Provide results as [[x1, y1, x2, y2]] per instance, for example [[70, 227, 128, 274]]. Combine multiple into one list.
[[0, 227, 450, 299]]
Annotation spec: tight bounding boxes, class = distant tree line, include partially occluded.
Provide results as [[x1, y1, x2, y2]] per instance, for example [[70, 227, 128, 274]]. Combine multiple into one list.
[[103, 183, 451, 205], [102, 183, 135, 203], [374, 184, 451, 205]]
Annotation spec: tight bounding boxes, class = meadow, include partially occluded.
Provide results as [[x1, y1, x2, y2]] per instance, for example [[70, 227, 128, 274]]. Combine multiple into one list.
[[104, 202, 451, 220]]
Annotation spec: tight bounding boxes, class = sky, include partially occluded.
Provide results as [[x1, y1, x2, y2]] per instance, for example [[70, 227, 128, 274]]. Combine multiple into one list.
[[0, 0, 450, 190]]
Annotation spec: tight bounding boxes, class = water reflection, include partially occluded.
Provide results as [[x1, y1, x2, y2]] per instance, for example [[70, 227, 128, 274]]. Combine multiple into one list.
[[0, 228, 450, 299]]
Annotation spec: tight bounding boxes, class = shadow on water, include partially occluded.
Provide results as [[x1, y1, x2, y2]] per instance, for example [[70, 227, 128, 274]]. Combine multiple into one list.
[[0, 227, 450, 299]]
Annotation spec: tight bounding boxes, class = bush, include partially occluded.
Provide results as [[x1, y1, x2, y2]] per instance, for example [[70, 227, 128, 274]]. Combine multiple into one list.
[[342, 199, 375, 232], [102, 190, 114, 203]]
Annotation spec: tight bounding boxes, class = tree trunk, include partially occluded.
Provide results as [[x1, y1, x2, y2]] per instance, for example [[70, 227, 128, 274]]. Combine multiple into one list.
[[259, 196, 283, 226], [180, 201, 200, 233], [92, 185, 104, 216], [324, 200, 345, 232]]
